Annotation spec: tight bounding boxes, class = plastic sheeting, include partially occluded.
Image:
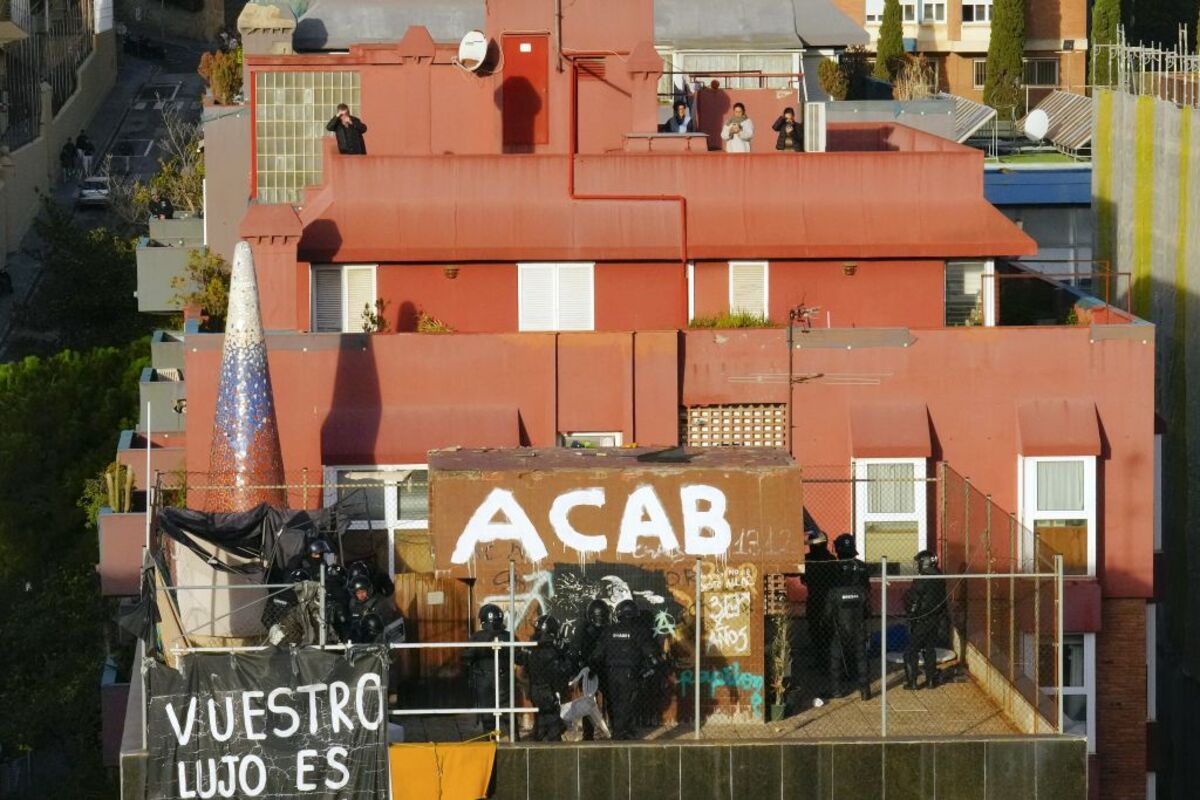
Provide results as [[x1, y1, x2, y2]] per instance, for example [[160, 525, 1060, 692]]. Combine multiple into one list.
[[388, 741, 497, 800]]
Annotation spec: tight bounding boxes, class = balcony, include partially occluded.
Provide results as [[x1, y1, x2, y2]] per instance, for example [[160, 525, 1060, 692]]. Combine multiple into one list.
[[115, 429, 185, 490], [97, 507, 144, 596], [137, 368, 185, 433], [134, 217, 204, 314]]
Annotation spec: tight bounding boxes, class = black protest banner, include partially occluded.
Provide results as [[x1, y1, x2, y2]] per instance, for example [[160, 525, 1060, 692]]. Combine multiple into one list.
[[146, 646, 389, 799]]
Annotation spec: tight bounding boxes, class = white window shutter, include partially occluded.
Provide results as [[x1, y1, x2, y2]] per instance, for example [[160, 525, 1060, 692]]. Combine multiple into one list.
[[344, 266, 376, 332], [519, 264, 556, 331], [556, 263, 594, 331], [312, 268, 343, 332], [730, 262, 767, 316]]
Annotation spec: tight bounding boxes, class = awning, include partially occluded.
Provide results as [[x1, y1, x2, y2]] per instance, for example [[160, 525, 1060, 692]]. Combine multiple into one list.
[[849, 402, 932, 458], [655, 0, 868, 50], [1017, 399, 1101, 456], [321, 405, 520, 464]]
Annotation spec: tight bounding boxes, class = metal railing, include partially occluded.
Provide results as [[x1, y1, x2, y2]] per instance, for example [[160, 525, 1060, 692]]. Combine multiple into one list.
[[1092, 27, 1200, 108]]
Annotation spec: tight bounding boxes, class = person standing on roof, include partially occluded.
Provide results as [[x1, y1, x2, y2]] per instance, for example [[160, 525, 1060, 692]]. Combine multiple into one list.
[[326, 103, 368, 155], [659, 100, 695, 133], [772, 107, 804, 152], [721, 103, 754, 153]]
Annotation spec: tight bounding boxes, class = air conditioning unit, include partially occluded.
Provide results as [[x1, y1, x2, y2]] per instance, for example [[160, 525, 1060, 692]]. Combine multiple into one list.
[[804, 102, 827, 153]]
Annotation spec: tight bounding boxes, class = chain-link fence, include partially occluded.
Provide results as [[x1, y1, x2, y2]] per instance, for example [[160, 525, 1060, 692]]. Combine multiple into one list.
[[144, 463, 1063, 744]]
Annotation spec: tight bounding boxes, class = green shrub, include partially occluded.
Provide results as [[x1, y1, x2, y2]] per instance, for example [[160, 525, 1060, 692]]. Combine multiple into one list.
[[688, 312, 779, 329], [984, 0, 1027, 114], [818, 58, 849, 100], [874, 0, 905, 81]]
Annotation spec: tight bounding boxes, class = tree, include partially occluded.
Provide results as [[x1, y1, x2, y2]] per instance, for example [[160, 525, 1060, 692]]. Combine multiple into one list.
[[874, 0, 905, 81], [103, 102, 204, 230], [170, 249, 231, 331], [198, 46, 244, 105], [19, 201, 150, 352], [983, 0, 1027, 115], [1092, 0, 1121, 87], [894, 55, 936, 100], [818, 58, 849, 100]]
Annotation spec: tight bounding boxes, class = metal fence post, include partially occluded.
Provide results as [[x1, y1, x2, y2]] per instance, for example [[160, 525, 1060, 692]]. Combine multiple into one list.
[[318, 562, 327, 648], [880, 555, 888, 738], [984, 495, 993, 662], [508, 559, 516, 741], [1033, 557, 1041, 734], [144, 402, 152, 550], [694, 558, 702, 740], [963, 477, 971, 571], [1056, 554, 1064, 734], [493, 642, 502, 736], [301, 466, 309, 510], [937, 462, 947, 559], [1008, 515, 1016, 685]]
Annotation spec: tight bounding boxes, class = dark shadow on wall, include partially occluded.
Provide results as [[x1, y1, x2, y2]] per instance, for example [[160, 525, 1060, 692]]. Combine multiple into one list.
[[497, 76, 543, 154]]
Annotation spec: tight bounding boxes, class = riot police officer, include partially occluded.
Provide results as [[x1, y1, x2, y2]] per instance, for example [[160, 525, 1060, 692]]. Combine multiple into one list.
[[826, 533, 872, 701], [590, 599, 659, 740], [466, 603, 519, 731], [903, 549, 949, 690], [801, 529, 837, 669], [526, 615, 574, 741], [571, 599, 610, 740]]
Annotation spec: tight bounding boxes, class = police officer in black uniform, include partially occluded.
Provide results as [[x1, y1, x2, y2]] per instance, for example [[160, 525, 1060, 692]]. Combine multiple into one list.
[[571, 599, 610, 740], [826, 533, 872, 701], [903, 549, 949, 690], [590, 599, 659, 740], [801, 529, 837, 669], [526, 615, 574, 741], [466, 604, 519, 731]]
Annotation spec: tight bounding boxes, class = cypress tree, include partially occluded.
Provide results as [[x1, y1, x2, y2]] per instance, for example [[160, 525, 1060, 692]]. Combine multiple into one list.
[[873, 0, 905, 81], [1091, 0, 1121, 88], [983, 0, 1027, 115]]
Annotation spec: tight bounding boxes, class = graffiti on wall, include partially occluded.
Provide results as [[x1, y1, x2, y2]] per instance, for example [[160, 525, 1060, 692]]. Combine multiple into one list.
[[678, 664, 765, 717], [699, 563, 757, 657]]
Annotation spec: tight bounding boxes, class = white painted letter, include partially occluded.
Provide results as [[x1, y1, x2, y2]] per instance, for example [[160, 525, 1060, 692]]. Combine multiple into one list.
[[329, 681, 354, 733], [296, 750, 318, 791], [356, 672, 384, 730], [217, 755, 237, 798], [267, 687, 299, 738], [451, 488, 548, 563], [242, 690, 267, 741], [196, 759, 218, 799], [166, 697, 197, 745], [325, 746, 350, 790], [680, 484, 732, 556], [178, 761, 196, 799], [239, 755, 266, 797], [296, 683, 326, 735], [206, 698, 235, 742], [549, 488, 607, 553], [616, 485, 680, 554]]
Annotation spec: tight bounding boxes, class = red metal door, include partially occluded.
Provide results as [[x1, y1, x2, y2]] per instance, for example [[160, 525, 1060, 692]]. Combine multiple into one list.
[[501, 34, 549, 149]]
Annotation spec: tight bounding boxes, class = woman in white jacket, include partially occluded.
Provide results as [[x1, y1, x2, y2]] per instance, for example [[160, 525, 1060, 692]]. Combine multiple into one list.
[[721, 102, 754, 153]]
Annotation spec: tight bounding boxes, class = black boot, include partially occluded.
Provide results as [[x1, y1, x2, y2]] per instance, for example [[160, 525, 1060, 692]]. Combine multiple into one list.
[[925, 669, 939, 690], [859, 685, 872, 701], [903, 660, 918, 690]]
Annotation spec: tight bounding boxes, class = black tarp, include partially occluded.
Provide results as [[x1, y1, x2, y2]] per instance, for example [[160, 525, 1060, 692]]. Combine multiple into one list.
[[155, 493, 369, 576], [145, 646, 389, 800]]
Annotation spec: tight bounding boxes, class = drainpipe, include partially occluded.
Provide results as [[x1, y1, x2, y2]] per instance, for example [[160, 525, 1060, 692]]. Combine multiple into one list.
[[562, 52, 690, 328]]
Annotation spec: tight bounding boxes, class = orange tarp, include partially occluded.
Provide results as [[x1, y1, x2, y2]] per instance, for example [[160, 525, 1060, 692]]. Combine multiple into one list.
[[389, 741, 497, 800]]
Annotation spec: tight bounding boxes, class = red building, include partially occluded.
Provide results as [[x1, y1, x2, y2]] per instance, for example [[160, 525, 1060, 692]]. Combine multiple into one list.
[[109, 0, 1153, 796]]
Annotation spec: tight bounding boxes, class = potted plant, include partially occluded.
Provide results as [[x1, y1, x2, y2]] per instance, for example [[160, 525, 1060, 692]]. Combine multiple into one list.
[[768, 612, 792, 721]]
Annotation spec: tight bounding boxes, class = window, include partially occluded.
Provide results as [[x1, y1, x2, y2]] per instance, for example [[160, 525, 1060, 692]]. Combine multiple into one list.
[[255, 70, 361, 204], [729, 261, 768, 317], [973, 59, 988, 89], [324, 465, 430, 576], [1023, 58, 1060, 87], [920, 1, 946, 22], [683, 404, 787, 448], [902, 1, 916, 22], [1056, 638, 1094, 753], [865, 0, 884, 23], [854, 458, 928, 566], [962, 1, 991, 22], [560, 432, 623, 448], [945, 260, 994, 326], [311, 265, 377, 333], [518, 263, 595, 331], [674, 51, 799, 90], [1020, 456, 1097, 575]]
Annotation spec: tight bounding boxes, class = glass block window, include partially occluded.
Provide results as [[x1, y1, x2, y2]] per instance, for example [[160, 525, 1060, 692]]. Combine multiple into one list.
[[255, 70, 361, 204], [682, 404, 787, 448]]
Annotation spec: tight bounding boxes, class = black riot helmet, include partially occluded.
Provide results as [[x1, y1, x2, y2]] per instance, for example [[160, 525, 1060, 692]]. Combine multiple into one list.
[[349, 575, 373, 600], [806, 529, 829, 548], [479, 603, 505, 630], [533, 614, 560, 641], [914, 549, 940, 575], [614, 599, 638, 623], [326, 564, 347, 584], [586, 599, 610, 627], [359, 613, 384, 642], [833, 533, 858, 560], [288, 567, 311, 583], [348, 561, 372, 581], [307, 539, 333, 559]]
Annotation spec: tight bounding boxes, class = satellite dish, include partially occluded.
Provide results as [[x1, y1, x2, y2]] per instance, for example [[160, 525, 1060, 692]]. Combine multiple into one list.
[[1023, 108, 1050, 142], [458, 30, 489, 71]]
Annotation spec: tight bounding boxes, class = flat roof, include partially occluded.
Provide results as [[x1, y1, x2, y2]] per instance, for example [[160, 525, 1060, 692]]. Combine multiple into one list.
[[428, 446, 796, 472]]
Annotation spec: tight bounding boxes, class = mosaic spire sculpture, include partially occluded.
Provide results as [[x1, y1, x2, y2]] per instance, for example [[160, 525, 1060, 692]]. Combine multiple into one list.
[[206, 241, 286, 512]]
